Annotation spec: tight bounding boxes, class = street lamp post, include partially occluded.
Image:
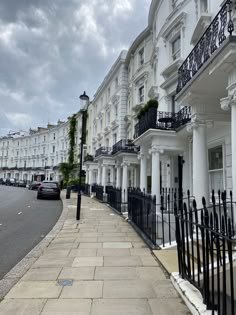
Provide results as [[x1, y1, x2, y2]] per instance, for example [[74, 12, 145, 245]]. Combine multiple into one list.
[[77, 91, 89, 220]]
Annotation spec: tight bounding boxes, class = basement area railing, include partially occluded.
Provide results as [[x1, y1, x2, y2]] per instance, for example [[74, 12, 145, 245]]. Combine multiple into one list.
[[175, 190, 236, 314]]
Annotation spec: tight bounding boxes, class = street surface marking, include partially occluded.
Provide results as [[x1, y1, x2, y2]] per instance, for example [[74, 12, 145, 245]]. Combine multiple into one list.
[[18, 212, 22, 215]]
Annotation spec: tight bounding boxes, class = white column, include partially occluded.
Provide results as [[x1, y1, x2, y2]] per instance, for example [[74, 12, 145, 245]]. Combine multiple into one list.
[[102, 165, 107, 188], [192, 121, 210, 207], [225, 69, 236, 203], [85, 166, 89, 184], [151, 147, 161, 205], [140, 153, 147, 192], [97, 165, 101, 185], [110, 166, 115, 187], [116, 166, 121, 188], [232, 103, 236, 202], [122, 162, 128, 203], [134, 167, 137, 188]]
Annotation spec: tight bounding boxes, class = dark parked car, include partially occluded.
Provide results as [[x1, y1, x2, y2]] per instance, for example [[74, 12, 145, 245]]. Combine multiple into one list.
[[6, 178, 15, 186], [16, 180, 27, 188], [37, 182, 60, 200], [28, 181, 42, 190]]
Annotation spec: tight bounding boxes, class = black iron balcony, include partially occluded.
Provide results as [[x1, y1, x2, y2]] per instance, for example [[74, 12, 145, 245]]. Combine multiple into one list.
[[134, 106, 191, 138], [95, 147, 111, 157], [112, 139, 140, 155], [176, 0, 234, 94]]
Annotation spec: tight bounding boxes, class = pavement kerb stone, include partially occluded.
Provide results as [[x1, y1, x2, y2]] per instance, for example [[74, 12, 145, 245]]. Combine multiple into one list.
[[0, 190, 70, 299]]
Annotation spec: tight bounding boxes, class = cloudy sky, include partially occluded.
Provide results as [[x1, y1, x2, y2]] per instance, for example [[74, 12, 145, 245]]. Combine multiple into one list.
[[0, 0, 151, 136]]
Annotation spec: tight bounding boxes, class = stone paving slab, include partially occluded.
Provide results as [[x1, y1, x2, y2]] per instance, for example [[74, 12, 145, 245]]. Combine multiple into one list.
[[0, 299, 46, 315], [102, 242, 132, 248], [41, 299, 91, 315], [21, 268, 62, 281], [97, 248, 130, 257], [91, 299, 153, 315], [60, 281, 103, 298], [148, 298, 191, 315], [72, 257, 103, 267], [104, 256, 143, 267], [103, 280, 157, 298], [58, 267, 95, 280], [6, 281, 62, 299], [94, 267, 137, 280]]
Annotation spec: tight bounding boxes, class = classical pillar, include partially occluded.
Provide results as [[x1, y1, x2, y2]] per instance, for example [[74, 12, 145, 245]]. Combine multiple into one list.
[[150, 146, 161, 205], [140, 153, 147, 192], [101, 165, 107, 188], [116, 165, 121, 188], [85, 166, 89, 184], [122, 162, 128, 203], [110, 166, 115, 187], [97, 165, 101, 185], [190, 117, 211, 207]]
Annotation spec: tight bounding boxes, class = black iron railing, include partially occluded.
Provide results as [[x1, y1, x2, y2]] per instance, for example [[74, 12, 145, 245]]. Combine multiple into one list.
[[92, 184, 104, 201], [158, 188, 195, 247], [176, 0, 235, 94], [134, 106, 191, 138], [106, 186, 122, 213], [128, 188, 157, 245], [95, 147, 111, 157], [112, 139, 140, 155], [175, 190, 236, 314], [81, 183, 90, 196]]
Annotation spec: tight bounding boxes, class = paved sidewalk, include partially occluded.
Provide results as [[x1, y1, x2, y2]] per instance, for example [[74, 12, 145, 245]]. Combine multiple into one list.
[[0, 193, 190, 314]]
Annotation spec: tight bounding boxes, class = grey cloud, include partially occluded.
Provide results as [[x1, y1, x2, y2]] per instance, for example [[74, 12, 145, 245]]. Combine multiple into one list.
[[0, 0, 150, 135]]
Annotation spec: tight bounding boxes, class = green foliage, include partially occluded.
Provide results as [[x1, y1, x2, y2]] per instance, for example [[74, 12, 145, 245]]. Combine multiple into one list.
[[68, 114, 77, 165], [137, 99, 158, 120], [146, 99, 158, 108], [58, 162, 74, 182]]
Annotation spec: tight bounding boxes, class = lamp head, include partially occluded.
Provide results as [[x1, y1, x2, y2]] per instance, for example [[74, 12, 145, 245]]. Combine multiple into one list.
[[79, 91, 89, 110], [80, 91, 89, 101]]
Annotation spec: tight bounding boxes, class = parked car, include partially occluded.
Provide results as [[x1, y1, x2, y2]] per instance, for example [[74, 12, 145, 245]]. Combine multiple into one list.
[[17, 180, 27, 188], [28, 181, 41, 190], [37, 182, 60, 200], [6, 178, 16, 186]]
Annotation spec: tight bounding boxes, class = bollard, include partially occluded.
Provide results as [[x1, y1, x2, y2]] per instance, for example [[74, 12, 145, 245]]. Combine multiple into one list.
[[66, 186, 71, 199]]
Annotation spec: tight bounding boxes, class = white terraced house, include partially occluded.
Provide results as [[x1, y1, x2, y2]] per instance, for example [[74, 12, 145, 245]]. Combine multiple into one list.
[[0, 112, 85, 182]]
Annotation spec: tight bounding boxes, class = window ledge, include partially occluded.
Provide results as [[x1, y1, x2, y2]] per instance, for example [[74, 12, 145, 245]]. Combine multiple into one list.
[[161, 58, 183, 79], [190, 14, 212, 46]]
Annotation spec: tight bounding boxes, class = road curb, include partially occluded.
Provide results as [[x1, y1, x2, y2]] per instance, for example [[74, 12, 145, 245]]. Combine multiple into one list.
[[0, 191, 69, 299]]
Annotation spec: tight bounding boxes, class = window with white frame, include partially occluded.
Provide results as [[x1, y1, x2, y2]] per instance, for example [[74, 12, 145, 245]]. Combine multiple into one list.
[[138, 85, 144, 103], [115, 104, 118, 118], [172, 36, 181, 61], [106, 111, 110, 126], [200, 0, 208, 13], [208, 146, 224, 193], [113, 133, 117, 144], [171, 0, 178, 9], [115, 77, 118, 89], [107, 88, 110, 99], [138, 47, 144, 66]]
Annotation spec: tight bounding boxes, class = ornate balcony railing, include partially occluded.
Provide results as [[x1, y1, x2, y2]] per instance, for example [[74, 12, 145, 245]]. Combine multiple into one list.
[[134, 106, 191, 138], [112, 139, 140, 155], [95, 147, 111, 157], [176, 0, 235, 94]]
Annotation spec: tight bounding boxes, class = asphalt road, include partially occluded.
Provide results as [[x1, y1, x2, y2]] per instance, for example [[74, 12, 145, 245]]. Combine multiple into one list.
[[0, 185, 62, 279]]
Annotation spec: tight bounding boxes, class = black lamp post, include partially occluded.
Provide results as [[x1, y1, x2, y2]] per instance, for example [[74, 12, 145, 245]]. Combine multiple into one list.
[[76, 91, 89, 220]]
